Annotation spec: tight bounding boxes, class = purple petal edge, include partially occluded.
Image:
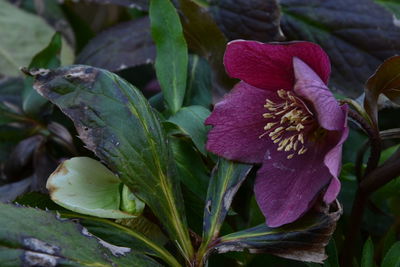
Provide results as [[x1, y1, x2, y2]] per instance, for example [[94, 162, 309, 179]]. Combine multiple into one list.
[[323, 105, 349, 203], [205, 82, 277, 164], [293, 58, 345, 131]]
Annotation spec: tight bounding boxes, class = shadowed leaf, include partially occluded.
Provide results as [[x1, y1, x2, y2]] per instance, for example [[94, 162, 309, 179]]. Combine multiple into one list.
[[168, 105, 210, 155], [361, 237, 374, 267], [365, 56, 400, 126], [0, 202, 161, 266], [211, 201, 342, 263], [178, 0, 234, 95], [30, 65, 193, 259], [184, 55, 212, 108], [60, 213, 179, 267], [170, 137, 209, 200], [83, 0, 149, 10], [209, 0, 284, 42], [3, 135, 45, 182], [382, 241, 400, 267], [77, 18, 155, 72], [10, 0, 76, 47], [281, 0, 400, 98], [0, 179, 32, 202], [374, 0, 400, 19]]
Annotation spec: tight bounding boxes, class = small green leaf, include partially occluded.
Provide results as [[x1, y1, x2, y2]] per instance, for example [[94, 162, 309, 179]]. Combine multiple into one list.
[[200, 159, 252, 251], [365, 56, 400, 126], [379, 144, 400, 165], [168, 105, 210, 155], [0, 202, 162, 267], [150, 0, 188, 113], [213, 201, 342, 264], [31, 65, 193, 259], [120, 184, 145, 215], [0, 1, 73, 77], [28, 33, 62, 70], [23, 32, 62, 115], [361, 237, 374, 267], [47, 157, 141, 219], [382, 241, 400, 267]]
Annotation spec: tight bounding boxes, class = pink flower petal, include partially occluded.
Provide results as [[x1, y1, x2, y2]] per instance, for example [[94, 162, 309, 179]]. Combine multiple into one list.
[[224, 40, 331, 91], [293, 58, 346, 131], [206, 82, 278, 164], [323, 106, 349, 203], [254, 129, 345, 227]]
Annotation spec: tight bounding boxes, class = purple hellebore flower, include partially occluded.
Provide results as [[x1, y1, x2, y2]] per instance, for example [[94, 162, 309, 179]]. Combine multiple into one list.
[[205, 40, 349, 227]]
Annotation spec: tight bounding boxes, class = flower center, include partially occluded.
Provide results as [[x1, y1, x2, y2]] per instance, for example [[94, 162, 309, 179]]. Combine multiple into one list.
[[260, 89, 314, 159]]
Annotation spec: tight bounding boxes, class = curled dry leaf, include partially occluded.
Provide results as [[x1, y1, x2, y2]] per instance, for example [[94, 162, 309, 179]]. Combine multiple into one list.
[[211, 200, 342, 263]]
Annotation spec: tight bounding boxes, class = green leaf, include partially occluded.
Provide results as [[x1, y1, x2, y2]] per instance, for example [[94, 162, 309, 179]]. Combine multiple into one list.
[[382, 227, 397, 259], [14, 193, 176, 266], [200, 159, 252, 251], [150, 0, 188, 113], [325, 239, 339, 267], [170, 136, 209, 200], [28, 33, 62, 70], [46, 157, 143, 219], [116, 217, 168, 247], [361, 237, 374, 267], [212, 201, 342, 263], [0, 202, 161, 267], [0, 1, 72, 77], [22, 32, 62, 115], [30, 65, 193, 259], [373, 144, 400, 201], [184, 55, 212, 108], [280, 0, 400, 98], [61, 213, 180, 267], [120, 183, 146, 214], [365, 56, 400, 126], [382, 241, 400, 267], [168, 105, 210, 155]]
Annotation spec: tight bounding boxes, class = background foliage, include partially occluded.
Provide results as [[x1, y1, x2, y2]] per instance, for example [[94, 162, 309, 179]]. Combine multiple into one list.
[[1, 0, 400, 266]]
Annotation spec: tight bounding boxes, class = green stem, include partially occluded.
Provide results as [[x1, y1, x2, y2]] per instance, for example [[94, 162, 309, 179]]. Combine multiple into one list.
[[60, 213, 182, 267]]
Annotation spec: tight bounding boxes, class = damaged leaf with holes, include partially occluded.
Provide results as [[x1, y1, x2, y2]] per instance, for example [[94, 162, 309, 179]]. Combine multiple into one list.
[[0, 202, 161, 267], [29, 64, 194, 260]]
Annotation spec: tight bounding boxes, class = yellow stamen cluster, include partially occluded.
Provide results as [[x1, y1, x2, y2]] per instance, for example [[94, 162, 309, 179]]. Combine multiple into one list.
[[260, 89, 313, 159]]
